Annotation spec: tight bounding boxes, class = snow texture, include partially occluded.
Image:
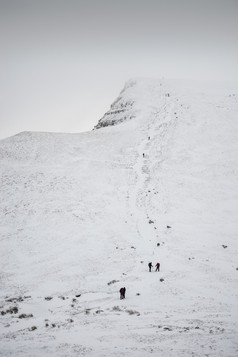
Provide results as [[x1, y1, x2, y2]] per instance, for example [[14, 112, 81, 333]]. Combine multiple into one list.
[[0, 78, 238, 356]]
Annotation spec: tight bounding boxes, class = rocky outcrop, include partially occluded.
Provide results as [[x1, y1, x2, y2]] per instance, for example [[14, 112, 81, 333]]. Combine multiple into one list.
[[94, 80, 137, 129]]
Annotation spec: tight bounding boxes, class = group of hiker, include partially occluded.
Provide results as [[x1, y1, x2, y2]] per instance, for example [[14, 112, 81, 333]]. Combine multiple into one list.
[[121, 135, 163, 298], [142, 136, 151, 157], [119, 262, 161, 299], [148, 262, 160, 272]]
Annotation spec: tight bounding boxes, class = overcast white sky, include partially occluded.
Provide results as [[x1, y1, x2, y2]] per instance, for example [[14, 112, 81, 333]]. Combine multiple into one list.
[[0, 0, 238, 140]]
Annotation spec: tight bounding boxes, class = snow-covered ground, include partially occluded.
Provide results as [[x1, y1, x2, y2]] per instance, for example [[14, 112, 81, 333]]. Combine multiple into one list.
[[0, 78, 238, 356]]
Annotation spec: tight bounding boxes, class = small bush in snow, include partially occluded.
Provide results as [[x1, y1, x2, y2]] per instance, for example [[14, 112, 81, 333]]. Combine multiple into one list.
[[1, 306, 18, 315], [107, 280, 119, 285], [19, 313, 33, 319], [126, 309, 140, 316], [112, 306, 121, 312], [6, 297, 24, 303]]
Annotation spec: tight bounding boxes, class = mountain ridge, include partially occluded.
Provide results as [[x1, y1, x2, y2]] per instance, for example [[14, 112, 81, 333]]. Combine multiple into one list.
[[0, 78, 238, 356]]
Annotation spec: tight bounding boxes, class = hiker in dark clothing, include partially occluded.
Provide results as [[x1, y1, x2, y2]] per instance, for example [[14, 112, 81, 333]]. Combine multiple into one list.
[[155, 262, 160, 272], [148, 262, 153, 272], [143, 153, 145, 158], [123, 287, 126, 298], [120, 287, 126, 299]]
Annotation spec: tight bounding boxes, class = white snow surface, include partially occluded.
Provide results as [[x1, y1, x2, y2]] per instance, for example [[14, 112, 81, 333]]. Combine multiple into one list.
[[0, 78, 238, 356]]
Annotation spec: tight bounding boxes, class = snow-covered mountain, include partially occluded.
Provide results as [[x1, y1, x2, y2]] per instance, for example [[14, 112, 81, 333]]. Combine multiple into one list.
[[0, 78, 238, 356]]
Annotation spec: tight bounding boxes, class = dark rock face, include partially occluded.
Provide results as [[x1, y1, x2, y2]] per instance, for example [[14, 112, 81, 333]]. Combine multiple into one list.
[[94, 80, 137, 129]]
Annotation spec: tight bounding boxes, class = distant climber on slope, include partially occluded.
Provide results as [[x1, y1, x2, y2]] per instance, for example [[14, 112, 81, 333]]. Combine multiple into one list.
[[120, 287, 126, 299], [148, 262, 153, 272], [155, 262, 160, 272], [123, 287, 126, 298]]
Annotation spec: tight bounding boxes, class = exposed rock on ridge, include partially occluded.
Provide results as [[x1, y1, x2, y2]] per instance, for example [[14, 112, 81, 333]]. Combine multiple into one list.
[[94, 79, 138, 129]]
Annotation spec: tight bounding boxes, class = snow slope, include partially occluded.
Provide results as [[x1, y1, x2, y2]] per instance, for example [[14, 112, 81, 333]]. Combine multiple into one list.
[[0, 78, 238, 356]]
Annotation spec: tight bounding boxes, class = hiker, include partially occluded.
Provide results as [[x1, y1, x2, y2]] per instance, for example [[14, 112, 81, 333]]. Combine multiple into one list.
[[148, 262, 153, 272], [120, 287, 126, 299], [123, 287, 126, 298], [148, 136, 150, 140], [155, 262, 160, 272], [143, 153, 145, 158]]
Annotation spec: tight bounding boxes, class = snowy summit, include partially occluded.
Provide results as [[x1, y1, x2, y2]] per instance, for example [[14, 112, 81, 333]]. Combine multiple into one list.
[[0, 78, 238, 356]]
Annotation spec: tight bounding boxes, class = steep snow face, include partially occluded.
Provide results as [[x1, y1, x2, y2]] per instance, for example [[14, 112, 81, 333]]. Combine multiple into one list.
[[94, 78, 166, 129], [0, 78, 238, 356]]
